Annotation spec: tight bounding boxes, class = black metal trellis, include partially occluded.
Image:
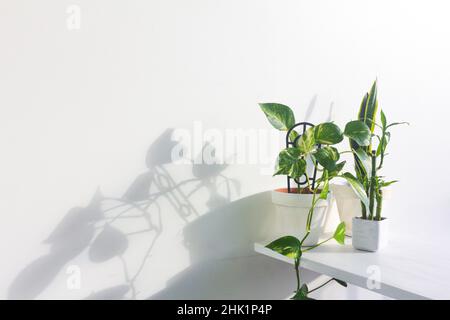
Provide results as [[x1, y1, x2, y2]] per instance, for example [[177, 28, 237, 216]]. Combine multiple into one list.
[[285, 122, 321, 193]]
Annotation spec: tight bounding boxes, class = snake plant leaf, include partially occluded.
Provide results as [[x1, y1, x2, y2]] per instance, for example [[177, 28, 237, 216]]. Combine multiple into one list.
[[333, 222, 346, 245], [297, 127, 315, 154], [340, 172, 370, 214], [313, 146, 340, 171], [353, 148, 371, 177], [363, 80, 378, 133], [344, 120, 371, 146], [352, 93, 369, 151], [351, 81, 378, 183], [274, 148, 306, 179], [292, 284, 310, 300], [314, 122, 343, 145], [259, 103, 295, 131], [266, 236, 301, 259]]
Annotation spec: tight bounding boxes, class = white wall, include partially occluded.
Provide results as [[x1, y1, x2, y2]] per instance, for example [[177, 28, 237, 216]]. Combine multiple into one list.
[[1, 0, 449, 299]]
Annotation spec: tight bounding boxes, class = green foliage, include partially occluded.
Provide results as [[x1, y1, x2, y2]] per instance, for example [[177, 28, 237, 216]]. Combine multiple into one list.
[[313, 147, 340, 171], [266, 236, 301, 259], [274, 148, 306, 179], [259, 100, 351, 299], [344, 81, 408, 220], [376, 109, 409, 170], [319, 179, 329, 200], [333, 222, 346, 245], [258, 84, 408, 299], [259, 103, 295, 131], [344, 120, 371, 146], [297, 127, 315, 154], [357, 80, 379, 138], [314, 122, 344, 145], [353, 148, 372, 178], [292, 284, 310, 300], [341, 172, 370, 213]]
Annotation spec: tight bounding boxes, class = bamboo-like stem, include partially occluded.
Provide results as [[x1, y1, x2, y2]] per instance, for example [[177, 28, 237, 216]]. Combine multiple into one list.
[[361, 201, 367, 219], [376, 190, 383, 221], [368, 151, 377, 220]]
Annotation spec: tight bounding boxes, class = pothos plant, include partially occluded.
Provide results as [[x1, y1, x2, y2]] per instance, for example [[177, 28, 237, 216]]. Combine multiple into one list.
[[346, 80, 408, 220], [259, 103, 372, 299]]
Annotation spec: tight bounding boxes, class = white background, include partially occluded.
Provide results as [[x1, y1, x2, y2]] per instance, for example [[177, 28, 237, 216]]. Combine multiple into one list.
[[1, 0, 449, 299]]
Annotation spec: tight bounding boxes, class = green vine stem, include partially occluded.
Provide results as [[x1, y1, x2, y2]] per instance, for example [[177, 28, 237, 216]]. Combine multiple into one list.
[[294, 177, 320, 296], [294, 257, 301, 291]]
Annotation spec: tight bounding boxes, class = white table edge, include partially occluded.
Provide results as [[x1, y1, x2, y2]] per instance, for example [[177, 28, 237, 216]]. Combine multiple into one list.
[[254, 242, 431, 300]]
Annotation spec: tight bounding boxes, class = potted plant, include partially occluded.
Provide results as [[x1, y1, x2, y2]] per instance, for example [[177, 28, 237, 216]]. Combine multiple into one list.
[[259, 102, 372, 299], [334, 81, 408, 251], [330, 80, 379, 236], [260, 103, 343, 245]]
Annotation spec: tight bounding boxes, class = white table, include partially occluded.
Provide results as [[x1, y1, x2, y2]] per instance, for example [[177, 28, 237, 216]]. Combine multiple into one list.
[[254, 236, 450, 300]]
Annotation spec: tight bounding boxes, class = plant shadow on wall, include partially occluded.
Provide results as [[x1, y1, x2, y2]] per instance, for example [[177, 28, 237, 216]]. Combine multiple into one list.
[[8, 129, 240, 300], [148, 190, 326, 300], [148, 95, 339, 300]]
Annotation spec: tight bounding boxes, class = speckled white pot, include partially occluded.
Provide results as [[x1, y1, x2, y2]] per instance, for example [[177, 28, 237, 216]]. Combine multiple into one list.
[[352, 217, 389, 252]]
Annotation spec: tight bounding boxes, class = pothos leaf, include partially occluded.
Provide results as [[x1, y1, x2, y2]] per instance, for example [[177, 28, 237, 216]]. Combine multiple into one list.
[[292, 284, 310, 300], [259, 103, 295, 131], [274, 148, 306, 179], [298, 127, 316, 154], [328, 161, 346, 178], [289, 130, 300, 144], [333, 222, 346, 245], [313, 146, 339, 171], [314, 122, 344, 145], [266, 236, 301, 259], [344, 120, 371, 146]]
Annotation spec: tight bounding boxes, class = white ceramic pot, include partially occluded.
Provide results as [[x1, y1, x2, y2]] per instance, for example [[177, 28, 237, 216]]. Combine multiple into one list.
[[271, 188, 330, 246], [352, 217, 389, 252], [330, 182, 392, 236], [330, 182, 361, 236]]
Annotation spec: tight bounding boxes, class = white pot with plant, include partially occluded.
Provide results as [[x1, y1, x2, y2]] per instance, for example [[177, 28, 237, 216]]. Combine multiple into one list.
[[338, 80, 408, 252], [259, 103, 355, 246], [259, 101, 373, 299]]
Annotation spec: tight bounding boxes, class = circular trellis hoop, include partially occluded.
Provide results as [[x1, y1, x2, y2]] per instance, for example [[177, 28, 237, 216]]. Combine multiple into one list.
[[285, 122, 322, 193]]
